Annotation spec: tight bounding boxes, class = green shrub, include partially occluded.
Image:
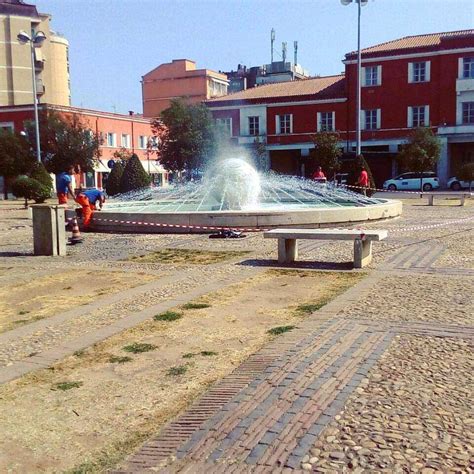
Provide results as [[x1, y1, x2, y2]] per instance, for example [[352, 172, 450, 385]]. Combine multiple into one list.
[[109, 355, 132, 364], [182, 302, 211, 310], [53, 381, 83, 391], [153, 311, 182, 322], [200, 351, 217, 356], [105, 160, 124, 196], [30, 162, 53, 190], [267, 325, 295, 336], [167, 365, 188, 376], [119, 154, 151, 193], [122, 342, 156, 354], [11, 176, 50, 206]]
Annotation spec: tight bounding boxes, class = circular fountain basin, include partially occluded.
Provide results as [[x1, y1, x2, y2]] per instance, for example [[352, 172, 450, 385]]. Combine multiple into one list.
[[91, 199, 402, 233], [94, 159, 402, 233]]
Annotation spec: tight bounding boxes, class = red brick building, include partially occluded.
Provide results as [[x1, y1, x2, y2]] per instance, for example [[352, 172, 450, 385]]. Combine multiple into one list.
[[207, 30, 474, 186], [0, 104, 167, 189]]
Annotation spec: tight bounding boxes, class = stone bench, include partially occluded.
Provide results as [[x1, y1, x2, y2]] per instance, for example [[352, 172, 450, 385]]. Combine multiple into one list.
[[264, 228, 388, 268], [422, 192, 473, 206]]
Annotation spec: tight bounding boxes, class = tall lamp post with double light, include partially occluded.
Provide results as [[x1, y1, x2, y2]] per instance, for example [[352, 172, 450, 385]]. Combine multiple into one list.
[[341, 0, 368, 157], [17, 29, 46, 163]]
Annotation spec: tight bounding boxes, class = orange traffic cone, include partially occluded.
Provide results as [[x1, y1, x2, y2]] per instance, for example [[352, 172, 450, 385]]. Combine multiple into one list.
[[68, 217, 83, 245]]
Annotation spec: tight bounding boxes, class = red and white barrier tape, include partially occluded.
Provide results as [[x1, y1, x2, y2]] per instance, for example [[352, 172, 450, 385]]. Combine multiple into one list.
[[391, 214, 474, 233], [343, 183, 473, 195], [92, 217, 268, 233], [92, 214, 474, 235]]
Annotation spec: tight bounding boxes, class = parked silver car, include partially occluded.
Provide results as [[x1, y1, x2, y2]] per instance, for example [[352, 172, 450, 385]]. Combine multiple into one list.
[[447, 177, 472, 191]]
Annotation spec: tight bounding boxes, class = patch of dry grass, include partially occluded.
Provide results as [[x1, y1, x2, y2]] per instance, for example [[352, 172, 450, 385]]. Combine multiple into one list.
[[0, 268, 365, 473], [128, 248, 251, 265], [0, 270, 157, 334]]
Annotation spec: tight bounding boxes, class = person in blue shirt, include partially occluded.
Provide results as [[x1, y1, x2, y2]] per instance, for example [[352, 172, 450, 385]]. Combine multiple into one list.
[[75, 188, 106, 227], [56, 165, 75, 204]]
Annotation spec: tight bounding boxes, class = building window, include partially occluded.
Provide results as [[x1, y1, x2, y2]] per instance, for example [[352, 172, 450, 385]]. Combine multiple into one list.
[[138, 135, 147, 149], [277, 114, 292, 134], [121, 134, 130, 148], [209, 80, 228, 97], [463, 58, 474, 79], [106, 132, 116, 147], [364, 66, 381, 86], [409, 106, 429, 127], [462, 102, 474, 124], [413, 62, 426, 82], [409, 61, 430, 83], [0, 122, 14, 132], [364, 109, 379, 130], [318, 112, 334, 132], [248, 116, 260, 136], [215, 117, 232, 136]]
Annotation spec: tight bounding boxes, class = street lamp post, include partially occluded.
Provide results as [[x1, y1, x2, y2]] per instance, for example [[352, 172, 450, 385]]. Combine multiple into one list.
[[341, 0, 368, 157], [17, 30, 46, 163]]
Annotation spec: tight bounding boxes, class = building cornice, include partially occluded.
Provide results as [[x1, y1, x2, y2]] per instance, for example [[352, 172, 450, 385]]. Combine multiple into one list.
[[343, 47, 474, 64], [208, 98, 347, 110]]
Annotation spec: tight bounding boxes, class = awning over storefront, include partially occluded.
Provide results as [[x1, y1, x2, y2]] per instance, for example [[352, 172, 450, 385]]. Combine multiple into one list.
[[94, 159, 165, 174]]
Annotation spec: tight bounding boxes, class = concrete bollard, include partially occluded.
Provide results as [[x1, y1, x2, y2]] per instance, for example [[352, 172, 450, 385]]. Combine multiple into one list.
[[31, 204, 67, 256]]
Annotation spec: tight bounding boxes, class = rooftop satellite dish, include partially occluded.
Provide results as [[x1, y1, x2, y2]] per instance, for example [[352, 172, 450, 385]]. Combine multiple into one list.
[[340, 0, 352, 5], [360, 0, 369, 5]]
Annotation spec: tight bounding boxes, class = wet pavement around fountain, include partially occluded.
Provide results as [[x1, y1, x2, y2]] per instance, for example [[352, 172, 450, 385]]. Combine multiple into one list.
[[0, 196, 473, 472]]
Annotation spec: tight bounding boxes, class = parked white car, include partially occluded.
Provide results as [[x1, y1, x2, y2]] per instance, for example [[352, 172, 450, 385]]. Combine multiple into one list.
[[383, 172, 439, 191], [447, 177, 472, 191]]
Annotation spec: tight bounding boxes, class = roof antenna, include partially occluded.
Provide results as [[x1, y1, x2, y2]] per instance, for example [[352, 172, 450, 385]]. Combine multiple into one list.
[[271, 28, 275, 63], [294, 40, 298, 65], [282, 42, 287, 63]]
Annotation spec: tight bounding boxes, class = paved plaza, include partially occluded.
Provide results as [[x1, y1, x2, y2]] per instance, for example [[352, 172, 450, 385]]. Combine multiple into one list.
[[0, 197, 473, 473]]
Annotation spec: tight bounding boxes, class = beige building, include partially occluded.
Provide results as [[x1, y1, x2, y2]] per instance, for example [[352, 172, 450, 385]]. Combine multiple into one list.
[[0, 0, 70, 107], [142, 59, 228, 118]]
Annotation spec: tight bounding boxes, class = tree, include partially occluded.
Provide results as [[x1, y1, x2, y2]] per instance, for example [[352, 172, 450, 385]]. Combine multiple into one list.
[[113, 147, 133, 162], [105, 160, 125, 196], [152, 99, 216, 174], [25, 110, 101, 174], [30, 162, 53, 191], [397, 127, 441, 191], [0, 129, 34, 199], [119, 154, 151, 193], [309, 132, 342, 178], [458, 162, 474, 191], [11, 176, 50, 208]]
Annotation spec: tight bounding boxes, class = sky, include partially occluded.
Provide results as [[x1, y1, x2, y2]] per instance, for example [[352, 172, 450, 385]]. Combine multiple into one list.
[[35, 0, 474, 115]]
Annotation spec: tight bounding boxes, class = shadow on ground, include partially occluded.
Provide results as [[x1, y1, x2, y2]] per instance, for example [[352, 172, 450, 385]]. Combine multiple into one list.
[[238, 258, 354, 271]]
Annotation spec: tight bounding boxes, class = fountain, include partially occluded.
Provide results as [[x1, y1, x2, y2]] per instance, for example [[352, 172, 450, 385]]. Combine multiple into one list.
[[94, 157, 402, 233]]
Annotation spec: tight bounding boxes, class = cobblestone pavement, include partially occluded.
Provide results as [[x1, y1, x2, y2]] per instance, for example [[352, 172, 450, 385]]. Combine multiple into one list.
[[1, 200, 473, 472], [111, 203, 473, 473]]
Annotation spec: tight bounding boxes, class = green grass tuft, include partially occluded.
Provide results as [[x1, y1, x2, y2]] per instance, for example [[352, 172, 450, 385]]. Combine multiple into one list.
[[18, 310, 30, 315], [167, 365, 188, 376], [73, 350, 85, 358], [153, 311, 182, 322], [267, 325, 295, 336], [53, 381, 83, 391], [109, 355, 132, 364], [182, 302, 211, 310], [295, 301, 329, 315], [182, 352, 196, 359], [200, 351, 218, 356], [122, 343, 156, 354]]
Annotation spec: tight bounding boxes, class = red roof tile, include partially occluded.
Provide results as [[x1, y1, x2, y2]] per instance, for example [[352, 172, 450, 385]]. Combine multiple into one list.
[[346, 29, 474, 58], [207, 75, 345, 105]]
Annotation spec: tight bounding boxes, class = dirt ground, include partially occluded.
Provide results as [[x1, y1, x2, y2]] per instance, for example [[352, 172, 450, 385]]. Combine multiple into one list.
[[0, 269, 361, 473], [0, 270, 157, 333]]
